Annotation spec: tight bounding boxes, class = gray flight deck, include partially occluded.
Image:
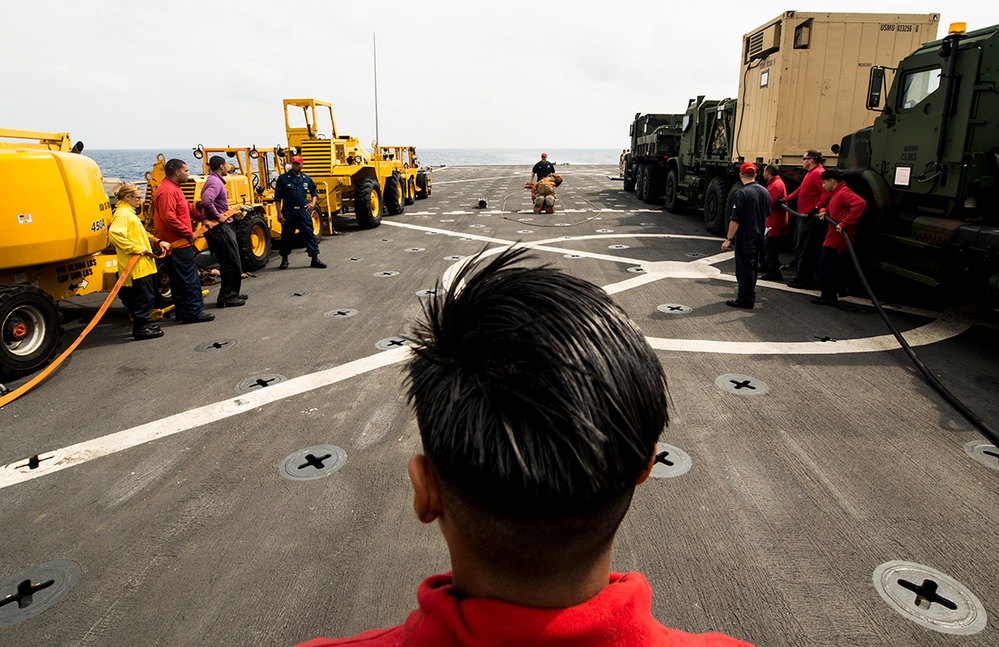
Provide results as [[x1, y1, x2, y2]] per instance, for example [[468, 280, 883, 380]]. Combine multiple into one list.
[[1, 165, 997, 645]]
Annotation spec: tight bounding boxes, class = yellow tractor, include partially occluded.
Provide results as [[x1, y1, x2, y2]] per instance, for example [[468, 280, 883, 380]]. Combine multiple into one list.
[[0, 129, 120, 378], [282, 98, 396, 232], [372, 144, 433, 205], [135, 146, 301, 273]]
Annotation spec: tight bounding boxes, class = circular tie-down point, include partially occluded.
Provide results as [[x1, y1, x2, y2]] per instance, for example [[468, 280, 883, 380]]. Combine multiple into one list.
[[459, 237, 474, 242], [810, 334, 838, 343], [375, 270, 400, 277], [469, 224, 486, 229], [289, 291, 313, 297], [648, 442, 692, 479], [657, 304, 692, 315], [608, 244, 630, 250], [443, 255, 466, 261], [640, 222, 657, 226], [425, 231, 439, 236], [872, 561, 987, 635], [376, 337, 413, 351], [595, 229, 614, 233], [626, 266, 646, 274], [963, 440, 999, 473], [280, 445, 347, 481], [715, 373, 769, 396], [0, 560, 82, 629], [416, 289, 438, 298], [563, 254, 582, 259], [404, 247, 425, 253], [324, 308, 359, 319], [194, 338, 239, 352], [235, 373, 288, 394], [346, 257, 363, 262], [516, 230, 534, 234], [685, 252, 707, 258], [973, 375, 999, 392]]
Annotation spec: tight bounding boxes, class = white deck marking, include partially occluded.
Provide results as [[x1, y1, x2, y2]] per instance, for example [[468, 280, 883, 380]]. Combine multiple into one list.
[[0, 348, 411, 489]]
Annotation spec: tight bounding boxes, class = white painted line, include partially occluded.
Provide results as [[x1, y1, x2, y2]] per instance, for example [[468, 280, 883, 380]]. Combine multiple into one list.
[[646, 317, 971, 355], [0, 348, 412, 489]]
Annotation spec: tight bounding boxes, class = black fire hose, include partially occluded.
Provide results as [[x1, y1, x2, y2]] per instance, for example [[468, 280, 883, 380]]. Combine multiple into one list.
[[780, 203, 999, 447]]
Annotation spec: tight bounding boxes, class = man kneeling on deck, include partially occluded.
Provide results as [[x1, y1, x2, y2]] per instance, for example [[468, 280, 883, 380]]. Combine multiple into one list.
[[296, 247, 756, 647], [532, 172, 561, 213]]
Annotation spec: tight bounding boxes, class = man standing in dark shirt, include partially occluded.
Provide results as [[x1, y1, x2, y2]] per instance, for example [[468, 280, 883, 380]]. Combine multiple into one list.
[[201, 156, 246, 307], [529, 152, 555, 184], [274, 156, 326, 269], [721, 163, 770, 309]]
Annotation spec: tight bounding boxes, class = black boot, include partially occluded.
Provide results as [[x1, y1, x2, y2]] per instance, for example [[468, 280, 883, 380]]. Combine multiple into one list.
[[310, 256, 327, 269], [133, 324, 164, 340], [279, 256, 289, 270]]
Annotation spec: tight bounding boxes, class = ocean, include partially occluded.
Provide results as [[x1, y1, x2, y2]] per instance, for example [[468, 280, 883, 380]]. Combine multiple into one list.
[[83, 148, 620, 184]]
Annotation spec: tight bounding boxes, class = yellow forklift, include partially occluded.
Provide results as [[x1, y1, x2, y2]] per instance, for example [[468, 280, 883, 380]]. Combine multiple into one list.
[[282, 98, 396, 232], [372, 144, 433, 208]]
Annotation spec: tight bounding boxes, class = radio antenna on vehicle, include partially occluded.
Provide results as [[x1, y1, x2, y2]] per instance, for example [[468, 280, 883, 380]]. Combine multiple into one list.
[[373, 33, 380, 150]]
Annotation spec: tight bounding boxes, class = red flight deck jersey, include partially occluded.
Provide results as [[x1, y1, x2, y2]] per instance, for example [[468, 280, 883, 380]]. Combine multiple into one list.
[[821, 183, 866, 253], [296, 572, 756, 647], [765, 175, 788, 237], [786, 165, 830, 214], [153, 178, 201, 244]]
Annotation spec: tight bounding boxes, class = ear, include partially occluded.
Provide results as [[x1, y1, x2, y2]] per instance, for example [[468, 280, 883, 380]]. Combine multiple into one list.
[[635, 449, 657, 486], [408, 454, 444, 524]]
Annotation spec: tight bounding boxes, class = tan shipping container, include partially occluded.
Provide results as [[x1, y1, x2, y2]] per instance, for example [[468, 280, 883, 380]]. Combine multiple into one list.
[[736, 11, 940, 168]]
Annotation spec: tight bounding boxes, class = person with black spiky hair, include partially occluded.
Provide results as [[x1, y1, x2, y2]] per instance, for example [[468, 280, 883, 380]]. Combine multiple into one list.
[[298, 247, 757, 647]]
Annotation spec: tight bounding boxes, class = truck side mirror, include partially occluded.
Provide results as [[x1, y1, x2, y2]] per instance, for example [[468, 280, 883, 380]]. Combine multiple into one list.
[[867, 68, 885, 111]]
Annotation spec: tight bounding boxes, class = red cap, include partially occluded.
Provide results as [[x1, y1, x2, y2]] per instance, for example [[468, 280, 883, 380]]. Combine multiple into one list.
[[291, 156, 304, 164], [541, 152, 547, 158], [740, 162, 757, 174]]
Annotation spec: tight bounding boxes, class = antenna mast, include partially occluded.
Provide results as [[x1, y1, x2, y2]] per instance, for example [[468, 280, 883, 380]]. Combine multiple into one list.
[[373, 33, 380, 150]]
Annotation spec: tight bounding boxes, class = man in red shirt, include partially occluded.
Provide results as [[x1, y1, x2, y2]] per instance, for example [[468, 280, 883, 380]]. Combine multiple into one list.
[[784, 149, 830, 289], [296, 248, 757, 647], [759, 164, 788, 281], [153, 158, 213, 324], [811, 168, 867, 306]]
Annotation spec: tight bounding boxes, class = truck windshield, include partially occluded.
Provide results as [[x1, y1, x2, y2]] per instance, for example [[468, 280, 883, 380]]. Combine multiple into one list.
[[900, 67, 941, 109]]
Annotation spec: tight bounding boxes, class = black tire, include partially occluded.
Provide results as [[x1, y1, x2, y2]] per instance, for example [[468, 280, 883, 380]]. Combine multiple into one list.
[[637, 166, 650, 202], [0, 284, 63, 379], [416, 171, 431, 199], [644, 166, 664, 205], [384, 172, 405, 216], [154, 259, 173, 309], [664, 167, 682, 213], [623, 164, 636, 192], [704, 176, 733, 236], [354, 177, 383, 229], [404, 178, 416, 205], [234, 213, 272, 271]]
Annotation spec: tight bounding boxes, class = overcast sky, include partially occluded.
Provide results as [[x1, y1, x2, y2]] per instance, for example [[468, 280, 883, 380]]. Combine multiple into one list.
[[2, 1, 991, 150]]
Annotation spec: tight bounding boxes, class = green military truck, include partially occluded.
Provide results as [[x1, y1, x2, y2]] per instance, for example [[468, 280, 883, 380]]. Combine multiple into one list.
[[836, 21, 999, 303], [623, 113, 683, 203], [628, 11, 940, 236]]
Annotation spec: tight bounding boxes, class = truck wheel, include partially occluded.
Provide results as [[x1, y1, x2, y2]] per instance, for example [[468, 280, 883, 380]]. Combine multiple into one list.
[[311, 206, 324, 238], [405, 178, 416, 205], [355, 177, 383, 229], [623, 165, 636, 192], [0, 284, 63, 379], [644, 167, 664, 205], [234, 213, 272, 271], [703, 176, 732, 236], [635, 166, 647, 201], [416, 171, 432, 198], [664, 168, 683, 213], [384, 172, 405, 216], [154, 259, 173, 309]]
